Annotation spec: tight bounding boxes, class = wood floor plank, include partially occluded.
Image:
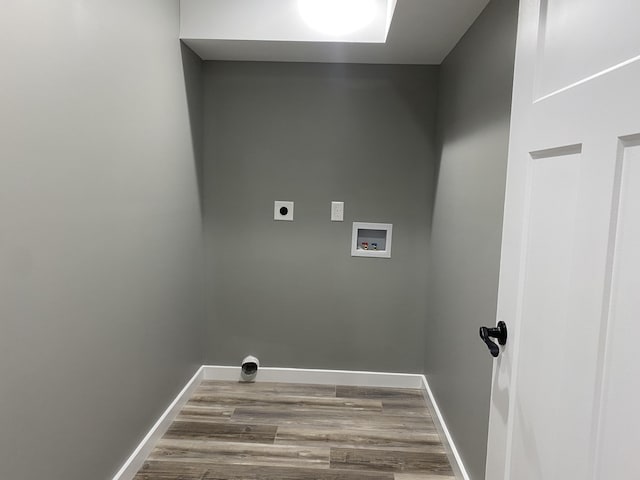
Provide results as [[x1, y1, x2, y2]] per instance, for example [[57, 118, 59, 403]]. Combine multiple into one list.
[[198, 380, 337, 397], [149, 439, 329, 469], [134, 460, 208, 480], [381, 398, 429, 411], [381, 404, 431, 416], [330, 448, 454, 475], [336, 386, 430, 412], [137, 461, 395, 480], [164, 421, 277, 443], [336, 386, 424, 400], [275, 425, 445, 450], [395, 475, 456, 480], [231, 407, 436, 432], [175, 404, 234, 423], [188, 393, 382, 412]]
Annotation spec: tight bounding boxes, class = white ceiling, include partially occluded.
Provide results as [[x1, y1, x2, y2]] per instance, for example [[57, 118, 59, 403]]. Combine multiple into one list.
[[181, 0, 397, 44], [180, 0, 491, 65]]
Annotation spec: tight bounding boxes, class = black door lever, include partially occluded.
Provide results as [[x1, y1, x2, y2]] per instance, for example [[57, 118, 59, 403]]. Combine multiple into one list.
[[479, 321, 507, 358]]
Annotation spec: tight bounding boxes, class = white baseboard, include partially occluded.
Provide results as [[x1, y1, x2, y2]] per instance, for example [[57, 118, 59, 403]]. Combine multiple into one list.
[[112, 365, 469, 480], [421, 375, 471, 480], [112, 365, 204, 480], [202, 365, 423, 389]]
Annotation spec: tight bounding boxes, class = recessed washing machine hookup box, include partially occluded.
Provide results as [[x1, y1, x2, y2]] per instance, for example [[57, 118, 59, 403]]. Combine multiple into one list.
[[351, 222, 392, 258]]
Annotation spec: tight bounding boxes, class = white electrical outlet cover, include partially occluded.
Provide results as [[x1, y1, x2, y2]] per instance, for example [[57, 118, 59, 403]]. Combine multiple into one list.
[[274, 201, 294, 221], [331, 201, 344, 222]]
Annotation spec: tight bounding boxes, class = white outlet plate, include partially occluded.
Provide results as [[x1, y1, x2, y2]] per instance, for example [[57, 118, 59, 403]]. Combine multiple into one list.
[[274, 201, 294, 221], [331, 201, 344, 221]]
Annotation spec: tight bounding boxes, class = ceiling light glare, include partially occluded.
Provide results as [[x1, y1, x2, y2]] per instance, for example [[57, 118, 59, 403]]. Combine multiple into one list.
[[298, 0, 378, 37]]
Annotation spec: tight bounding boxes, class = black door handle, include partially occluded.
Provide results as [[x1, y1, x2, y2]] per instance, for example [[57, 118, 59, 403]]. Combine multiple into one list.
[[479, 321, 507, 358]]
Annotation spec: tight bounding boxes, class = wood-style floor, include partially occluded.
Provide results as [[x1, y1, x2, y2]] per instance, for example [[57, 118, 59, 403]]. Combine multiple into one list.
[[135, 380, 455, 480]]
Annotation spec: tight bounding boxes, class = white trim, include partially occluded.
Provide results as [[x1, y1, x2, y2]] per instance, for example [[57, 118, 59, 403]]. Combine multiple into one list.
[[202, 365, 422, 389], [111, 366, 204, 480], [421, 375, 471, 480]]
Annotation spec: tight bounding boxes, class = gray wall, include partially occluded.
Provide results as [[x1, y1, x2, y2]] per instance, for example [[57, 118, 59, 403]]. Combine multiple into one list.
[[0, 2, 204, 479], [425, 0, 519, 478], [202, 62, 438, 373]]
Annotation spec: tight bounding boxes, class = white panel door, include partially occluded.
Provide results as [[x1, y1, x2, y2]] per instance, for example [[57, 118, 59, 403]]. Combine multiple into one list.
[[486, 0, 640, 479]]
